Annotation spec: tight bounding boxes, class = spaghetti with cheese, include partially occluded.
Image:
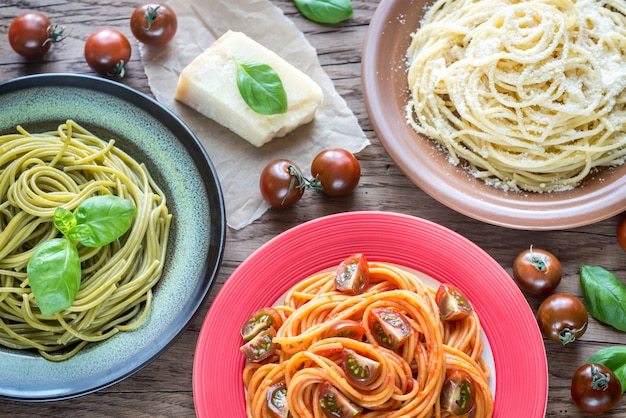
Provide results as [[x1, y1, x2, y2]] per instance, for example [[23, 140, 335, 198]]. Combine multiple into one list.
[[406, 0, 626, 192], [0, 120, 171, 361], [242, 260, 494, 417]]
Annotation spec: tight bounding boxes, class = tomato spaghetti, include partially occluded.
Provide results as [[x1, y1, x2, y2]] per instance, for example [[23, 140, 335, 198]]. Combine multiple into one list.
[[241, 258, 494, 417]]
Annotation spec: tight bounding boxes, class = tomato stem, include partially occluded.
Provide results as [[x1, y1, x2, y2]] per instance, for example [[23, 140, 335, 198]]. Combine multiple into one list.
[[44, 24, 67, 45], [284, 164, 324, 205], [590, 363, 611, 390], [559, 323, 587, 345], [529, 245, 547, 271], [144, 6, 161, 30]]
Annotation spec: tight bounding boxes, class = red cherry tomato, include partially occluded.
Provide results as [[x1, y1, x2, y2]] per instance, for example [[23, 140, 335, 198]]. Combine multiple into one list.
[[435, 283, 474, 321], [319, 382, 362, 418], [617, 216, 626, 252], [536, 293, 588, 345], [440, 368, 476, 416], [130, 3, 177, 46], [259, 159, 305, 208], [368, 307, 412, 351], [240, 307, 283, 342], [571, 362, 622, 414], [311, 148, 361, 197], [512, 245, 562, 295], [8, 12, 66, 60], [334, 254, 369, 295], [324, 320, 366, 340], [342, 348, 380, 386], [240, 326, 276, 362], [84, 28, 132, 78]]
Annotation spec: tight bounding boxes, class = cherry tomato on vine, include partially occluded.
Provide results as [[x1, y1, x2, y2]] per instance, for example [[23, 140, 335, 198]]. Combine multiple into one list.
[[440, 368, 476, 416], [536, 293, 588, 345], [512, 245, 562, 295], [436, 283, 474, 321], [311, 148, 361, 197], [84, 28, 132, 78], [259, 159, 305, 208], [571, 362, 622, 414], [617, 216, 626, 252], [130, 3, 177, 46], [8, 12, 66, 60]]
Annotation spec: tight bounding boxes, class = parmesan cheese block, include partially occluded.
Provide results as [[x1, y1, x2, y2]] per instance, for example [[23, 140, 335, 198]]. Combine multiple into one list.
[[175, 30, 323, 147]]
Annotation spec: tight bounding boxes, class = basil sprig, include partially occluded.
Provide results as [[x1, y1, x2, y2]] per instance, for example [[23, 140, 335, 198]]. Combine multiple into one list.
[[27, 195, 137, 317], [588, 346, 626, 393], [294, 0, 353, 24], [235, 60, 288, 115], [580, 264, 626, 332]]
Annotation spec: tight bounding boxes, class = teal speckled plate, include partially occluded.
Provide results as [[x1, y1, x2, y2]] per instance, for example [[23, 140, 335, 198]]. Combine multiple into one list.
[[0, 73, 226, 401]]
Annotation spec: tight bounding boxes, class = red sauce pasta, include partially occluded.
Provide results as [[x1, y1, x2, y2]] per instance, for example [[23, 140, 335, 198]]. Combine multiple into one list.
[[242, 259, 494, 417]]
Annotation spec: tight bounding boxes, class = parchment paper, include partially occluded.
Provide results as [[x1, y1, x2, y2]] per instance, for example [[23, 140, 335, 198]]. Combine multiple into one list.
[[138, 0, 370, 229]]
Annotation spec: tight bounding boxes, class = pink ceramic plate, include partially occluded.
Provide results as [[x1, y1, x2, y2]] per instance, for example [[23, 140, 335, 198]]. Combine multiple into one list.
[[362, 0, 626, 230], [193, 211, 547, 417]]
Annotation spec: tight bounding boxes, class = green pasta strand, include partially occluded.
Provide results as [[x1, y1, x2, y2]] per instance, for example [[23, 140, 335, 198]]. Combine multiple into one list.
[[0, 120, 171, 361]]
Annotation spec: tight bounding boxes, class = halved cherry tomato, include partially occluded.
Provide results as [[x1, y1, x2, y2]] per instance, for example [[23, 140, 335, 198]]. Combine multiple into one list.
[[334, 254, 369, 295], [512, 245, 562, 295], [130, 3, 177, 46], [342, 348, 380, 386], [259, 159, 305, 208], [240, 326, 276, 362], [441, 368, 476, 416], [617, 216, 626, 252], [266, 382, 288, 418], [537, 293, 587, 345], [84, 28, 132, 78], [435, 283, 474, 321], [8, 12, 66, 60], [241, 307, 283, 342], [319, 382, 362, 418], [368, 307, 412, 350], [310, 148, 361, 197], [324, 320, 366, 341], [571, 362, 622, 414]]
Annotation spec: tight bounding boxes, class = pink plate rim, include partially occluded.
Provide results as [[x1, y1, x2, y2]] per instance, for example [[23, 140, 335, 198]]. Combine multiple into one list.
[[193, 211, 548, 417]]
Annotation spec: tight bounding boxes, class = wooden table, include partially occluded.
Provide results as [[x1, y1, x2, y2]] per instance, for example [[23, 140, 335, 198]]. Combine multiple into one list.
[[1, 1, 625, 417]]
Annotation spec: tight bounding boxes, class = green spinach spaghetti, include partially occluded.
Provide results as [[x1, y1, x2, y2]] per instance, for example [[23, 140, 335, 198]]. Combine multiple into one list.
[[0, 120, 171, 361]]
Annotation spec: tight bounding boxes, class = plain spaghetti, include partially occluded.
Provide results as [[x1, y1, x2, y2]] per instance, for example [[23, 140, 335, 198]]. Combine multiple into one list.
[[0, 120, 171, 361], [406, 0, 626, 192], [241, 255, 494, 417]]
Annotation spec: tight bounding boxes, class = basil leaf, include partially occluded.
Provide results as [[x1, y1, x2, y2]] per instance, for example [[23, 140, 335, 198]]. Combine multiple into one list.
[[27, 237, 81, 317], [294, 0, 353, 24], [235, 61, 288, 115], [588, 346, 626, 393], [580, 264, 626, 332], [73, 195, 137, 247], [53, 207, 76, 236]]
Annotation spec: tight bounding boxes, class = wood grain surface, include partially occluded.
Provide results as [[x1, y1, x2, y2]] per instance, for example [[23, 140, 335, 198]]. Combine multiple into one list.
[[1, 0, 625, 417]]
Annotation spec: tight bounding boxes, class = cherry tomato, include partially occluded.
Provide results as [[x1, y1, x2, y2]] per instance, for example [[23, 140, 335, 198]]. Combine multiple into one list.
[[84, 28, 132, 78], [311, 148, 361, 197], [342, 348, 380, 386], [436, 283, 474, 321], [319, 382, 362, 418], [324, 320, 366, 340], [241, 307, 283, 342], [368, 307, 412, 351], [334, 254, 369, 295], [617, 216, 626, 252], [240, 326, 276, 362], [130, 3, 177, 46], [512, 245, 562, 295], [259, 159, 305, 208], [266, 383, 288, 418], [440, 368, 476, 416], [537, 293, 588, 345], [571, 362, 622, 414], [8, 12, 66, 60]]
